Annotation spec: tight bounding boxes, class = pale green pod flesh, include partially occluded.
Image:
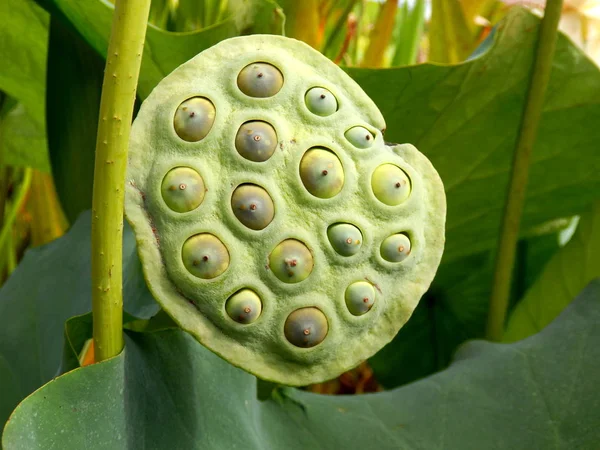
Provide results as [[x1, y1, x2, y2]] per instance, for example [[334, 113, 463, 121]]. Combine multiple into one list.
[[226, 289, 262, 324], [235, 121, 278, 162], [231, 184, 275, 230], [161, 167, 205, 213], [182, 233, 230, 279], [304, 87, 337, 116], [173, 97, 216, 142], [269, 239, 313, 283], [125, 35, 446, 386], [345, 281, 376, 316], [299, 148, 344, 198], [345, 126, 374, 149], [237, 62, 284, 98], [327, 223, 362, 256], [284, 307, 328, 348], [371, 164, 411, 206], [380, 233, 411, 263]]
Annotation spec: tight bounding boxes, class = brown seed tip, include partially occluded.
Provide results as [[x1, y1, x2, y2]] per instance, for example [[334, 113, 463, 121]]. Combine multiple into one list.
[[244, 307, 251, 313], [398, 246, 405, 252], [395, 182, 401, 188], [257, 72, 264, 78], [320, 94, 326, 99], [249, 203, 257, 211], [179, 184, 187, 190], [189, 112, 195, 118], [363, 297, 370, 303], [303, 329, 310, 335], [365, 135, 371, 141], [322, 170, 328, 176], [346, 238, 353, 244], [202, 255, 209, 262], [253, 135, 261, 141]]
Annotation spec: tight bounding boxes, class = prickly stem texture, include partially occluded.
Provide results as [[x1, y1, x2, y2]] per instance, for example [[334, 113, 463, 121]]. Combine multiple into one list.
[[487, 0, 563, 342], [91, 0, 151, 362]]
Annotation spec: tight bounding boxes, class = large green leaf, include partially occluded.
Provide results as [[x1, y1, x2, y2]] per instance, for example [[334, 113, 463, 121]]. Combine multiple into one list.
[[4, 279, 600, 448], [37, 0, 285, 100], [0, 212, 159, 426], [504, 201, 600, 342], [346, 8, 600, 263], [0, 0, 49, 171], [45, 17, 104, 223]]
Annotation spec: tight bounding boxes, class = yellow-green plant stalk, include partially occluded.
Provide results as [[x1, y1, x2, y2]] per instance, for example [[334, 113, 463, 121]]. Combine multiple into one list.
[[487, 0, 564, 341], [91, 0, 151, 362]]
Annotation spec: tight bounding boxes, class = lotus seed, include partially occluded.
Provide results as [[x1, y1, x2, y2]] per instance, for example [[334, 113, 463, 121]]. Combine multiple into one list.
[[231, 184, 275, 230], [182, 233, 230, 279], [305, 87, 338, 116], [380, 233, 411, 262], [345, 281, 375, 316], [299, 148, 344, 198], [235, 121, 278, 162], [284, 307, 328, 348], [173, 97, 216, 142], [269, 239, 313, 283], [327, 223, 362, 256], [237, 62, 284, 98], [226, 289, 262, 324], [345, 126, 374, 149], [161, 167, 205, 213], [371, 164, 411, 206]]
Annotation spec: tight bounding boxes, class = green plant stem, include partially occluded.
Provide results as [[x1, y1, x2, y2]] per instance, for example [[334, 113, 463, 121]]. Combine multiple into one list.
[[0, 168, 31, 253], [486, 0, 563, 342], [91, 0, 151, 362]]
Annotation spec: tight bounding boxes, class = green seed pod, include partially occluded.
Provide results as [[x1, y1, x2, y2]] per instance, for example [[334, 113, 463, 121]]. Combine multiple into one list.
[[345, 126, 374, 149], [380, 233, 411, 262], [304, 87, 337, 116], [269, 239, 313, 283], [299, 148, 344, 198], [182, 233, 230, 279], [284, 307, 328, 348], [237, 62, 284, 98], [235, 121, 278, 162], [344, 281, 375, 316], [226, 289, 263, 324], [371, 164, 411, 206], [173, 97, 216, 142], [327, 223, 362, 256], [161, 167, 205, 213], [231, 184, 275, 230]]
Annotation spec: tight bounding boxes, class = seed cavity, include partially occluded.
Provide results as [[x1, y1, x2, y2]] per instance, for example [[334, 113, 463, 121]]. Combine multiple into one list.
[[226, 289, 262, 324], [345, 126, 374, 149], [182, 233, 230, 279], [237, 62, 284, 98], [380, 233, 411, 262], [345, 281, 375, 316], [269, 239, 313, 283], [284, 307, 328, 347], [327, 223, 363, 257], [371, 164, 411, 206], [173, 97, 216, 142], [161, 167, 205, 213], [231, 184, 275, 230], [299, 148, 344, 198], [304, 87, 338, 116], [235, 121, 278, 162]]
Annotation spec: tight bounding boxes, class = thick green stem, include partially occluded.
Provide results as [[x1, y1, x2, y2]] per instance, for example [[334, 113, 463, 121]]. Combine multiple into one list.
[[486, 0, 563, 341], [91, 0, 150, 362]]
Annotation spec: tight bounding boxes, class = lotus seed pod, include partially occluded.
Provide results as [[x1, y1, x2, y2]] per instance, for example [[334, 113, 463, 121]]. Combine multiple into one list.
[[226, 289, 262, 324], [304, 87, 337, 116], [182, 233, 230, 279], [380, 233, 411, 262], [237, 62, 284, 98], [345, 126, 374, 149], [327, 223, 362, 256], [161, 167, 205, 213], [231, 184, 275, 230], [235, 121, 278, 162], [284, 307, 328, 348], [371, 163, 411, 206], [299, 148, 344, 198], [345, 281, 376, 316], [269, 239, 313, 283], [125, 35, 446, 386], [173, 97, 216, 142]]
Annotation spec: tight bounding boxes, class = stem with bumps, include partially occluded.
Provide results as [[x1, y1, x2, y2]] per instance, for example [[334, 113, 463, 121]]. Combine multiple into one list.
[[486, 0, 563, 341], [91, 0, 151, 362]]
